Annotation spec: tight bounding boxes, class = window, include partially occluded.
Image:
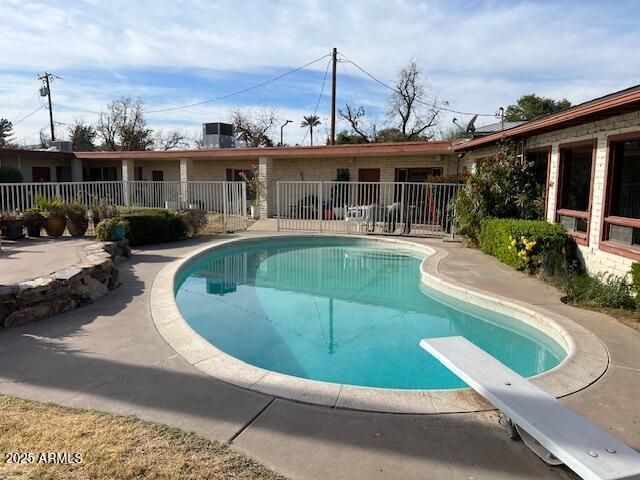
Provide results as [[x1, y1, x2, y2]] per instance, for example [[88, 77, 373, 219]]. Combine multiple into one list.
[[601, 134, 640, 258], [32, 167, 51, 182], [55, 166, 72, 182], [394, 168, 442, 182], [336, 168, 350, 181], [134, 166, 143, 181], [555, 141, 595, 243], [103, 167, 117, 181], [152, 170, 164, 181]]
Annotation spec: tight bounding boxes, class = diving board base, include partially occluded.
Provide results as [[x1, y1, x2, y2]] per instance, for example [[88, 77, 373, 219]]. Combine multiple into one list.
[[420, 336, 640, 480]]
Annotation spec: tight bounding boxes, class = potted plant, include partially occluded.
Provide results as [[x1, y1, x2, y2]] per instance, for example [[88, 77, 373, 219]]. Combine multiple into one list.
[[95, 217, 129, 241], [0, 211, 24, 240], [23, 208, 45, 237], [65, 201, 89, 237], [35, 196, 66, 237]]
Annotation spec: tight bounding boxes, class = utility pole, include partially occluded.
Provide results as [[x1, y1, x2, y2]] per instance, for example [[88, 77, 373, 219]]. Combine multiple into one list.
[[330, 47, 337, 145], [38, 72, 56, 142]]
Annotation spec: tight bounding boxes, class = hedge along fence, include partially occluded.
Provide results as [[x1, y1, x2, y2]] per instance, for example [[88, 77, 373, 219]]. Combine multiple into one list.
[[478, 219, 577, 280], [118, 209, 187, 246]]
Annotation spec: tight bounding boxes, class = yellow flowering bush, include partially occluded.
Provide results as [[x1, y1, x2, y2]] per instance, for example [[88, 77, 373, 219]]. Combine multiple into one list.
[[479, 219, 576, 277], [507, 235, 540, 270]]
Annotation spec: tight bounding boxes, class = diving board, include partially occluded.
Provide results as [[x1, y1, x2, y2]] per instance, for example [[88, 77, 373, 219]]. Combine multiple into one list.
[[420, 336, 640, 480]]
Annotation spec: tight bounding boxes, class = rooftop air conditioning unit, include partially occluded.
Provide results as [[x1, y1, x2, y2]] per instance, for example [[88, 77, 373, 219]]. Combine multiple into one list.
[[202, 122, 235, 148], [49, 140, 73, 152]]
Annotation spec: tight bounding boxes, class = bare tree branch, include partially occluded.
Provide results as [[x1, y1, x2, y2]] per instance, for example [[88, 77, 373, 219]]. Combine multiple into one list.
[[338, 104, 370, 143]]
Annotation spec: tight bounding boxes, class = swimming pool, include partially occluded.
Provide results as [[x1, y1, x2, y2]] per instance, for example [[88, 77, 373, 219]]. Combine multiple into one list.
[[175, 237, 566, 390]]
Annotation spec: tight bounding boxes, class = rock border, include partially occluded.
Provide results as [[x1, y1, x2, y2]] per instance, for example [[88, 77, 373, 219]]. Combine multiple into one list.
[[150, 234, 609, 414], [0, 240, 131, 328]]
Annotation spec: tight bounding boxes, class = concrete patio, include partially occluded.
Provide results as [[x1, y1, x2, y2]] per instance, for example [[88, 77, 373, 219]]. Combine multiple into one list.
[[0, 232, 639, 479]]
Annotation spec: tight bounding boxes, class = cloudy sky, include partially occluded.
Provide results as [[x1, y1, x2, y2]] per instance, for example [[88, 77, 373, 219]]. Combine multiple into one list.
[[1, 0, 638, 147]]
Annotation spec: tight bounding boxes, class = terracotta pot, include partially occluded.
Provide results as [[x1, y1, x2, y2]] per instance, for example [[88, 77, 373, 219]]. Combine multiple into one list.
[[45, 217, 66, 237], [0, 220, 24, 240], [67, 218, 89, 237]]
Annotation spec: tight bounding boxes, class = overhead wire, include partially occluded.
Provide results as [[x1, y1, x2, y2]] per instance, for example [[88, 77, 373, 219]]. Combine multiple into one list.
[[300, 56, 332, 145], [338, 52, 496, 117], [147, 53, 332, 114]]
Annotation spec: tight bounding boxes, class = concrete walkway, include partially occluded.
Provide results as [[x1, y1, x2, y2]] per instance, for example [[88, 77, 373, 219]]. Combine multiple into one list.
[[0, 233, 639, 480], [0, 237, 95, 284]]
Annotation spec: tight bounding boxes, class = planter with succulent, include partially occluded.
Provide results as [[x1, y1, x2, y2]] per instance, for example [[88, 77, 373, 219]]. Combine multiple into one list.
[[35, 196, 67, 237], [65, 201, 89, 237], [0, 211, 25, 240], [23, 208, 46, 237]]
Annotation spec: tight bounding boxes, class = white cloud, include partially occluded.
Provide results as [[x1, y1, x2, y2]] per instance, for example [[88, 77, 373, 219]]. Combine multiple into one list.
[[2, 0, 639, 143]]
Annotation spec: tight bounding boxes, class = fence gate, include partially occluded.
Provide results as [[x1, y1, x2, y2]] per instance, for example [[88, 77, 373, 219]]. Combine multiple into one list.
[[276, 181, 461, 237], [0, 180, 248, 233]]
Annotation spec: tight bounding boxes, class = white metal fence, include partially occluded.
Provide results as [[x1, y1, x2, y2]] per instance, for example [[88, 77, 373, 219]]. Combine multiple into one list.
[[276, 181, 462, 237], [0, 181, 247, 232]]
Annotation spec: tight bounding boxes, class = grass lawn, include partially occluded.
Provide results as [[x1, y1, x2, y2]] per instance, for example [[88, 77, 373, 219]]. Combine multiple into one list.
[[0, 395, 285, 480]]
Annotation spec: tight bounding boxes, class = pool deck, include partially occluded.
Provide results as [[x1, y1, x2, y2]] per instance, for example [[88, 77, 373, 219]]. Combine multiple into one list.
[[0, 232, 639, 479], [0, 236, 96, 284]]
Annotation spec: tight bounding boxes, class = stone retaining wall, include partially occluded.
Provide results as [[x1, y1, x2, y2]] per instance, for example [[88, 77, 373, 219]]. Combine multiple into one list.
[[0, 240, 131, 328]]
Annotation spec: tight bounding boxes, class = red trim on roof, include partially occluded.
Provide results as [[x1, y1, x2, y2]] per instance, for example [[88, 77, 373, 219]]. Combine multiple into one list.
[[454, 85, 640, 151], [75, 141, 453, 160]]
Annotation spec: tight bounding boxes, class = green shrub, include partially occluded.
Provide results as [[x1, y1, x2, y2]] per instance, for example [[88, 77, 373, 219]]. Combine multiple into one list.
[[479, 218, 576, 279], [95, 217, 129, 241], [631, 262, 640, 310], [119, 208, 186, 246], [566, 273, 636, 310], [0, 166, 23, 183]]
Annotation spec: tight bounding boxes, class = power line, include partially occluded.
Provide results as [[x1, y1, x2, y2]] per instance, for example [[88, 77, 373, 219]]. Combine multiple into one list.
[[338, 52, 496, 117], [12, 105, 45, 126], [301, 57, 332, 145], [53, 103, 102, 115], [147, 53, 332, 114]]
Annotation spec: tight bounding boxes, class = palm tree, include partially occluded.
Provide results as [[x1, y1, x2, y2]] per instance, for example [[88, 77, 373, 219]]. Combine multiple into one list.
[[301, 115, 321, 146]]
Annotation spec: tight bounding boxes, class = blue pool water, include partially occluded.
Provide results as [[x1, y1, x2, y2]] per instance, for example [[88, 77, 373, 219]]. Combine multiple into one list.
[[175, 237, 566, 389]]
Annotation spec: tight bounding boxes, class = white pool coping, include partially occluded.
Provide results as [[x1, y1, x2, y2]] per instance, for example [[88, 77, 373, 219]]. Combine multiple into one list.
[[150, 233, 609, 414]]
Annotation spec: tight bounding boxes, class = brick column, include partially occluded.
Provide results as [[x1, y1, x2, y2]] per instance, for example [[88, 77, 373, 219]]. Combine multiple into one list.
[[258, 156, 273, 218], [121, 159, 133, 206], [179, 158, 192, 207]]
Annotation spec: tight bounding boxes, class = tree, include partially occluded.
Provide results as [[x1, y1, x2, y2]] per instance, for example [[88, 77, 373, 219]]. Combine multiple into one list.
[[154, 129, 189, 150], [68, 120, 97, 151], [338, 104, 370, 143], [505, 94, 571, 122], [39, 129, 50, 149], [0, 119, 15, 148], [335, 130, 369, 144], [387, 59, 439, 141], [231, 108, 276, 147], [96, 97, 153, 151], [300, 114, 321, 146]]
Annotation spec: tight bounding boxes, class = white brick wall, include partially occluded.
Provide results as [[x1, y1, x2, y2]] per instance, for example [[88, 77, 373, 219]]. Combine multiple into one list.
[[526, 111, 640, 277]]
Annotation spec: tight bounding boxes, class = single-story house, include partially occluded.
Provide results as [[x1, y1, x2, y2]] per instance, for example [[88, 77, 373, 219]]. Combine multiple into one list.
[[1, 141, 460, 217], [454, 84, 640, 276], [2, 83, 640, 276]]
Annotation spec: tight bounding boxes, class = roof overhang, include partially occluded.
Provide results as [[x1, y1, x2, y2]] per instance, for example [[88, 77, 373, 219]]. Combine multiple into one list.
[[75, 141, 453, 161], [454, 85, 640, 151]]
